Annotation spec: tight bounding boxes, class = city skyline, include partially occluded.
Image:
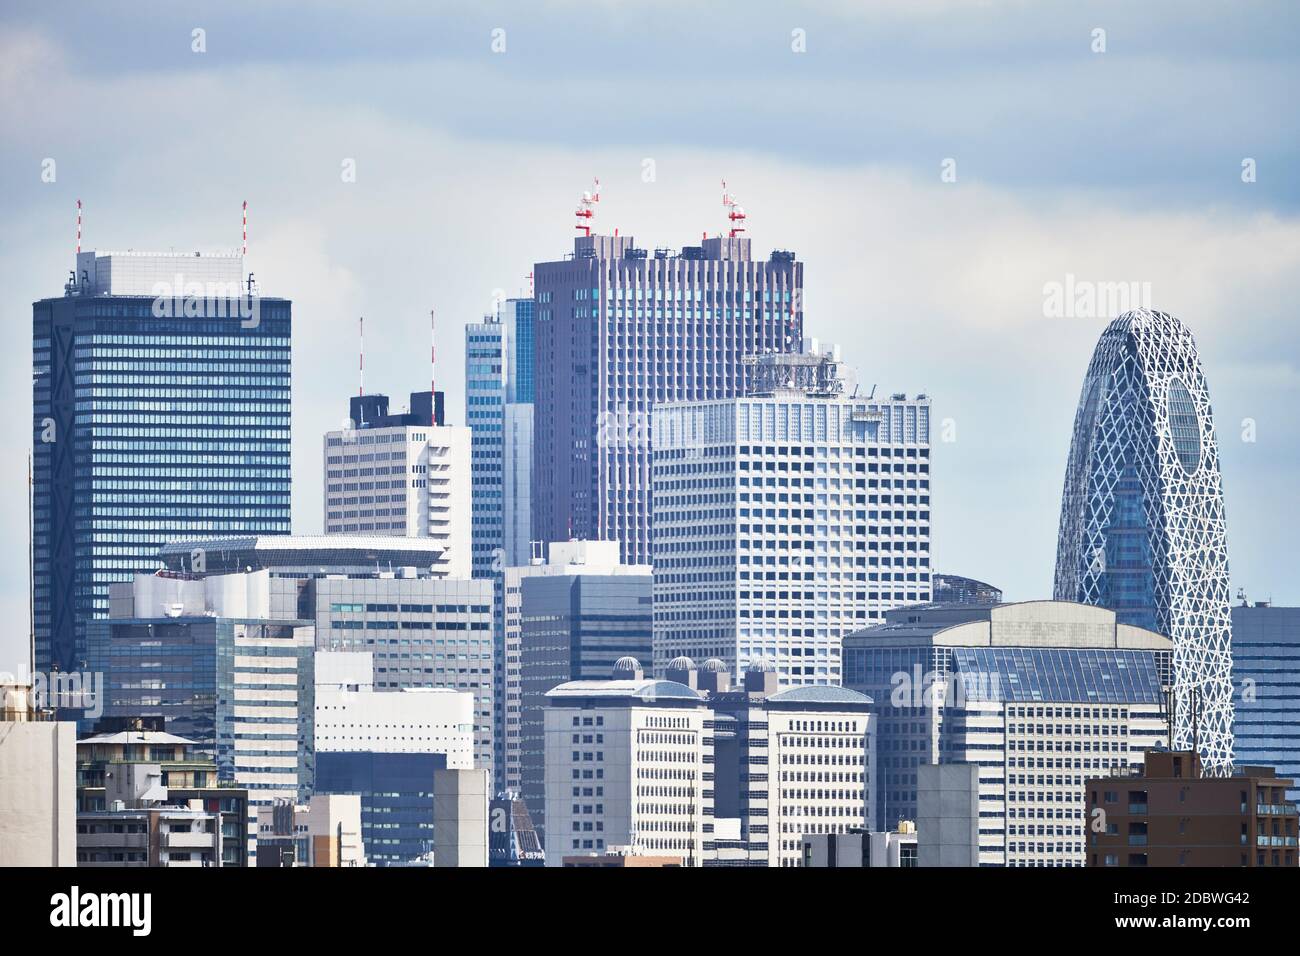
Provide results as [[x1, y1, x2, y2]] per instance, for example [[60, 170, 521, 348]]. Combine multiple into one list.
[[4, 3, 1299, 678], [4, 0, 1300, 903]]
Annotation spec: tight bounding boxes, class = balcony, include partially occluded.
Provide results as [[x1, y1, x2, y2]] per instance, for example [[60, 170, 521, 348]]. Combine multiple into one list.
[[78, 832, 148, 849], [1255, 835, 1294, 848], [163, 830, 218, 849]]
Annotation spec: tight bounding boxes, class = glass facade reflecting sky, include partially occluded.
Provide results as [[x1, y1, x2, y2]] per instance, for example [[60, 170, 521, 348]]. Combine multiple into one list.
[[33, 292, 292, 674]]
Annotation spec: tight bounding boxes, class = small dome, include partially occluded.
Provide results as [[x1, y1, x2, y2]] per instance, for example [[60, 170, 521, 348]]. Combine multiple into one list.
[[746, 657, 775, 673], [613, 656, 642, 673], [702, 658, 728, 673], [668, 656, 695, 670]]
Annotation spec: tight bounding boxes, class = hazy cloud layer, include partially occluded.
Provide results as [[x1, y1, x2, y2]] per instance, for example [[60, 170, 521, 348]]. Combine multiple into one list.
[[2, 1, 1296, 672]]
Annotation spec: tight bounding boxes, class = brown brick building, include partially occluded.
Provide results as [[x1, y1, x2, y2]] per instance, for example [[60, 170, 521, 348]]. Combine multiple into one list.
[[1085, 749, 1298, 867]]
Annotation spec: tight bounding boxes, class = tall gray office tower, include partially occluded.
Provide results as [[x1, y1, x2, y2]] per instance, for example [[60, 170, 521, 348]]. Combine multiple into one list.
[[33, 249, 291, 677], [1054, 309, 1234, 774], [532, 233, 803, 566]]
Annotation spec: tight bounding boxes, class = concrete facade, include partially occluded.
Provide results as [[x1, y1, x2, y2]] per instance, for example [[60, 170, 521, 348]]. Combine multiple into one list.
[[542, 673, 712, 866], [315, 651, 474, 767], [532, 233, 804, 567], [653, 341, 932, 685], [433, 767, 489, 867], [917, 763, 980, 867], [496, 540, 637, 795], [323, 418, 472, 579], [0, 692, 76, 867]]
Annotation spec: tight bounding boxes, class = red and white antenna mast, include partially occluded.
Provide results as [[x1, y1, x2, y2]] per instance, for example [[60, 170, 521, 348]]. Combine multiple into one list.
[[242, 200, 248, 257], [436, 306, 441, 426], [358, 316, 365, 397], [574, 178, 600, 236], [722, 179, 747, 238], [76, 199, 82, 254]]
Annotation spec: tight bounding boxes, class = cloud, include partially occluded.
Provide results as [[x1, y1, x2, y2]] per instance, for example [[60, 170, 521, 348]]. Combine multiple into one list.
[[1, 7, 1297, 672]]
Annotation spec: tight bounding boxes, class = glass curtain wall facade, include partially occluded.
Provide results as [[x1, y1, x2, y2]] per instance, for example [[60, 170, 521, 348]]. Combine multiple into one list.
[[1231, 604, 1300, 801], [33, 286, 291, 675]]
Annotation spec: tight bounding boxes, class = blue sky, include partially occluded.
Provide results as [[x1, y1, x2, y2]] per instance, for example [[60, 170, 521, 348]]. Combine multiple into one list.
[[2, 0, 1298, 672]]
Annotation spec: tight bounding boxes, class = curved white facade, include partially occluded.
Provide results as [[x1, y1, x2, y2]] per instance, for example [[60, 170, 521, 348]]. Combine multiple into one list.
[[1054, 310, 1234, 774]]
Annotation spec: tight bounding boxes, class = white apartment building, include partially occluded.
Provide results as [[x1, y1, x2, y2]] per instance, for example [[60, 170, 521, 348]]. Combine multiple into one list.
[[323, 421, 472, 579], [542, 665, 712, 866], [653, 341, 932, 686], [315, 650, 474, 767]]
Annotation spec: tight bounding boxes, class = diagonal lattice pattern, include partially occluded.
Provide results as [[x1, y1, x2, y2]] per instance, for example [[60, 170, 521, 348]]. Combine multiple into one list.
[[1054, 310, 1235, 775]]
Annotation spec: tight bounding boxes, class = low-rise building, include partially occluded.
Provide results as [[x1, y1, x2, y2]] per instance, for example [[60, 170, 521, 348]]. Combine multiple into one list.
[[78, 804, 224, 867], [562, 848, 683, 867], [543, 658, 711, 866], [801, 823, 918, 868], [668, 657, 875, 868], [77, 721, 250, 867], [1085, 749, 1299, 867], [0, 681, 76, 867], [256, 794, 366, 867], [433, 768, 489, 867]]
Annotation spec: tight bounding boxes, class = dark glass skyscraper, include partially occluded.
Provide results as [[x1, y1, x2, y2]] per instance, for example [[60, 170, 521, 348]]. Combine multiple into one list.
[[532, 234, 803, 566], [32, 250, 291, 676]]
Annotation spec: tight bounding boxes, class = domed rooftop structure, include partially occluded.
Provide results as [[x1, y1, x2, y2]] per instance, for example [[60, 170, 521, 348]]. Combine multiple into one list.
[[701, 658, 728, 673], [612, 656, 642, 673], [746, 657, 776, 673], [667, 655, 695, 670], [766, 685, 873, 707]]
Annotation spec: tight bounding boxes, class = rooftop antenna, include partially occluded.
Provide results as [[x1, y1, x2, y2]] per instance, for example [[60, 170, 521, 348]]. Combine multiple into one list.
[[525, 272, 533, 296], [436, 306, 441, 426], [575, 178, 600, 236], [721, 179, 746, 238], [242, 200, 248, 257], [76, 199, 82, 254], [358, 317, 365, 426]]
